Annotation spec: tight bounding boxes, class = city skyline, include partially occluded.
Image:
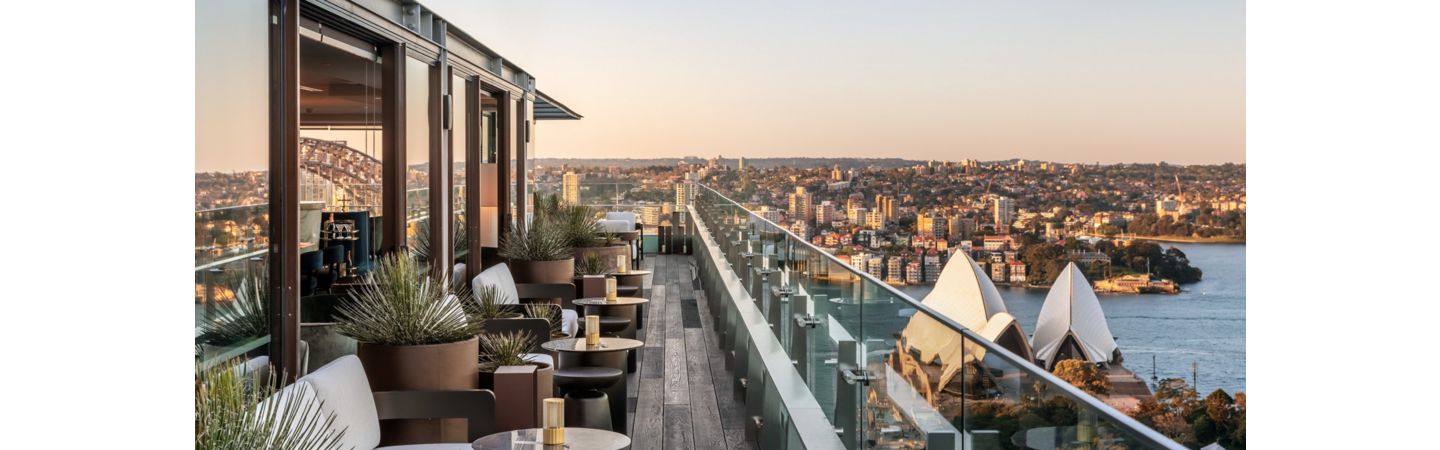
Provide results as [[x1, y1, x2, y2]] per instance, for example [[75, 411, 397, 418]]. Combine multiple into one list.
[[429, 0, 1245, 164]]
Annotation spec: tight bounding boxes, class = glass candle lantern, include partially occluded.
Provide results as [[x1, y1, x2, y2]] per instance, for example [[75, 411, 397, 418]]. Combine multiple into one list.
[[616, 255, 629, 274], [605, 277, 618, 301], [542, 398, 565, 444], [585, 315, 600, 346]]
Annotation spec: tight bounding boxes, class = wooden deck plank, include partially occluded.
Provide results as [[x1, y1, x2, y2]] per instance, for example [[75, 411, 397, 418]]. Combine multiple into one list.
[[663, 405, 696, 450], [663, 338, 689, 404], [622, 255, 754, 450], [632, 378, 665, 450], [685, 329, 726, 450]]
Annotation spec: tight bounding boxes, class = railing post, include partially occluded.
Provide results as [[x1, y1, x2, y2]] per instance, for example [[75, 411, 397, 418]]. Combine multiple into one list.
[[791, 312, 818, 384], [769, 286, 787, 332], [835, 339, 866, 450], [745, 338, 765, 443], [760, 371, 786, 450]]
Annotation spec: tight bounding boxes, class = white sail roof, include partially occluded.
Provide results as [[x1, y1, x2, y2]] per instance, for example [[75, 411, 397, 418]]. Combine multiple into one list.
[[1031, 263, 1118, 366], [902, 254, 1030, 371], [919, 253, 1009, 330]]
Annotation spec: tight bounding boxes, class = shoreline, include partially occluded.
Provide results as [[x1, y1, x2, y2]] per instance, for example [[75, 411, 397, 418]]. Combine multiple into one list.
[[1131, 235, 1246, 244]]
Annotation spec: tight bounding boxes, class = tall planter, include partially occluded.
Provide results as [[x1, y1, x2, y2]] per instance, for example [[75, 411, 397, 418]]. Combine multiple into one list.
[[573, 245, 630, 273], [356, 336, 480, 445], [508, 258, 575, 284]]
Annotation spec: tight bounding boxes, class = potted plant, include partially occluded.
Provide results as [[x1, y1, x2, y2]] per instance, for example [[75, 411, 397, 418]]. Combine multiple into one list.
[[335, 253, 481, 444], [533, 193, 630, 275], [477, 330, 553, 432], [573, 254, 609, 299], [498, 215, 574, 284], [469, 284, 525, 321], [196, 358, 345, 449]]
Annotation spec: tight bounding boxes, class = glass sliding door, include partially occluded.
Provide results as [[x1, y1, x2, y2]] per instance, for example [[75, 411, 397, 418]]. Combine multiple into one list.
[[195, 0, 270, 367], [294, 21, 386, 368], [405, 56, 434, 266], [452, 74, 470, 268]]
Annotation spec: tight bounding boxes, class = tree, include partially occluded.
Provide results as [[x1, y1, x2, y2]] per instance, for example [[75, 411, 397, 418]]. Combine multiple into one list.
[[1051, 359, 1111, 395]]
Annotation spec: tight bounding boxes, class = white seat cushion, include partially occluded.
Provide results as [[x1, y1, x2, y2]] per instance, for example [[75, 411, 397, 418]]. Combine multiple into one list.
[[561, 309, 579, 337], [451, 263, 467, 291], [522, 353, 554, 367], [376, 444, 475, 450], [471, 263, 520, 305], [297, 355, 381, 450], [597, 219, 630, 233], [605, 212, 637, 228]]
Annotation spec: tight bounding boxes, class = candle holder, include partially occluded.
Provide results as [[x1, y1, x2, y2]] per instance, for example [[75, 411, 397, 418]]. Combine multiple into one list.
[[616, 254, 629, 274], [605, 277, 618, 302], [542, 397, 565, 445], [585, 315, 600, 346]]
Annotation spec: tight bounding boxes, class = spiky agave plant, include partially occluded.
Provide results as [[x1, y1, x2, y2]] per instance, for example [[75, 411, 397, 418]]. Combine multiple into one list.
[[196, 358, 344, 450], [467, 283, 517, 320], [478, 330, 535, 372], [524, 303, 565, 339], [335, 253, 481, 345], [575, 254, 606, 276], [497, 221, 571, 262], [197, 276, 269, 347]]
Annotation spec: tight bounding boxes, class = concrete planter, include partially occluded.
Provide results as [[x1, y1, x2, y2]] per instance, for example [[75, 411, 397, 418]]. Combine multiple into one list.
[[356, 336, 480, 445]]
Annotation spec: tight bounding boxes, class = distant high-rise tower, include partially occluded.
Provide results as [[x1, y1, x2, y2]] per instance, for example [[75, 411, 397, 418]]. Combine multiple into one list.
[[917, 214, 946, 238], [562, 172, 581, 205], [675, 182, 691, 209], [831, 165, 844, 181], [788, 186, 814, 223], [874, 194, 895, 223], [993, 196, 1014, 230], [738, 156, 746, 171]]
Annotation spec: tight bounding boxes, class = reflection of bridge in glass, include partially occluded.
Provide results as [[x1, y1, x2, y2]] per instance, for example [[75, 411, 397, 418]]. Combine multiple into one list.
[[300, 137, 381, 209]]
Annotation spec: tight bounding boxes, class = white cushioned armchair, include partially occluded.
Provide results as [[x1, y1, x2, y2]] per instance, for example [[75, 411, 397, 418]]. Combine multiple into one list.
[[297, 355, 496, 449], [470, 263, 579, 337]]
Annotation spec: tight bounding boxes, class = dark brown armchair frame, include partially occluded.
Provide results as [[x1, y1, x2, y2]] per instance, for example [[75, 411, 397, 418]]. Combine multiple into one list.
[[373, 389, 498, 442]]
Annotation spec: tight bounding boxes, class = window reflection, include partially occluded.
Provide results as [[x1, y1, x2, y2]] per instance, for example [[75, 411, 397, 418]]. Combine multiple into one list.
[[195, 0, 270, 365], [452, 75, 469, 264], [405, 57, 432, 264]]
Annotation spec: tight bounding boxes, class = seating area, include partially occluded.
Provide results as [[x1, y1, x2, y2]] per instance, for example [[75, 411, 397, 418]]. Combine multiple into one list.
[[254, 253, 755, 449]]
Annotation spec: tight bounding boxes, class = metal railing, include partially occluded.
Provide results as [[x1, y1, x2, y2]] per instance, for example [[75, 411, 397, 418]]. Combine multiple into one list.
[[690, 182, 1183, 450]]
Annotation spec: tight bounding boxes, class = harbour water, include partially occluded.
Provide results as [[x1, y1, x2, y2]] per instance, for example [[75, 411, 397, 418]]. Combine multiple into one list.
[[898, 243, 1246, 395]]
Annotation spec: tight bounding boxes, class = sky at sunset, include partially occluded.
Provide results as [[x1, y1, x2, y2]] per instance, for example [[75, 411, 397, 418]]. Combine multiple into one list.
[[432, 1, 1241, 164]]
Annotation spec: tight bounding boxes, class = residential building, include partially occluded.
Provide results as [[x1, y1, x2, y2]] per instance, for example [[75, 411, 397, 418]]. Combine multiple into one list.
[[562, 171, 581, 205], [875, 194, 895, 222], [865, 210, 885, 230], [814, 201, 839, 224], [917, 213, 946, 238], [906, 260, 923, 285], [993, 196, 1014, 229], [1008, 261, 1027, 284], [948, 216, 976, 240], [788, 186, 814, 223], [991, 261, 1008, 283], [847, 207, 868, 225], [676, 182, 691, 209], [886, 256, 904, 284], [923, 251, 942, 283]]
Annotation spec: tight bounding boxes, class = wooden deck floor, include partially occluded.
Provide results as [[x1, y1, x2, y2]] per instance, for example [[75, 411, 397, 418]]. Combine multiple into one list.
[[625, 254, 756, 450]]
